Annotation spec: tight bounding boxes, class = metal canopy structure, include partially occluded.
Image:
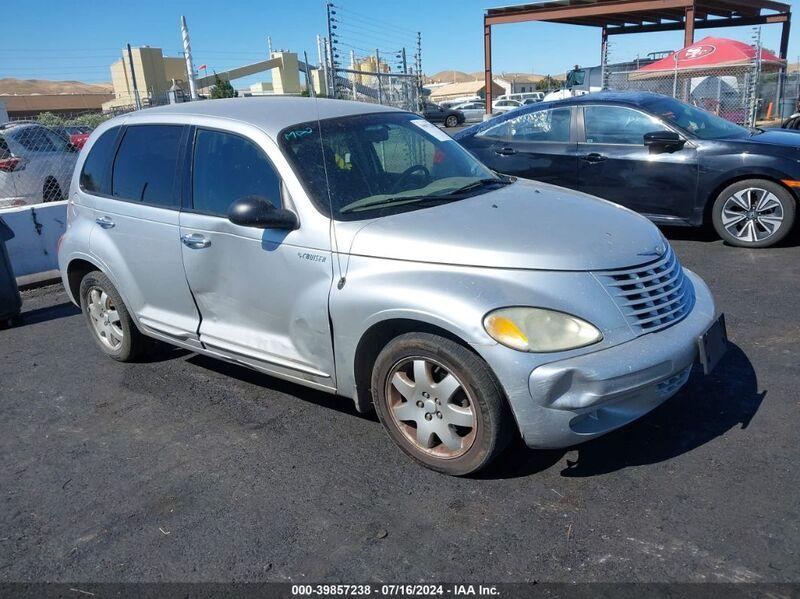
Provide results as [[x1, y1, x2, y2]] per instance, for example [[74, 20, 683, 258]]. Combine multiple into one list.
[[483, 0, 792, 112]]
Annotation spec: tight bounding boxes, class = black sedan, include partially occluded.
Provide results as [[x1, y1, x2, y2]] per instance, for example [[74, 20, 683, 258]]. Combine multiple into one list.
[[422, 102, 465, 128], [454, 91, 798, 248]]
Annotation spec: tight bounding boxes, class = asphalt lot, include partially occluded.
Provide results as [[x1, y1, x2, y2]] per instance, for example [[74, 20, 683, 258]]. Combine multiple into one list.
[[1, 226, 798, 583]]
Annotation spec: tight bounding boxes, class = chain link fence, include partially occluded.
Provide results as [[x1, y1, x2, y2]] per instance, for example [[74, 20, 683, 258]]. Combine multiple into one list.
[[606, 63, 758, 125], [330, 70, 420, 112], [0, 111, 111, 209]]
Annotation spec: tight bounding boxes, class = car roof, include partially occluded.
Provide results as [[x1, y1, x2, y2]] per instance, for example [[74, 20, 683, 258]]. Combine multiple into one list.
[[124, 96, 402, 137]]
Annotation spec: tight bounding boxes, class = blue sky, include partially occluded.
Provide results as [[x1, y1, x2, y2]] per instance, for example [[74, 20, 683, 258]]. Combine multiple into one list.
[[3, 0, 800, 86]]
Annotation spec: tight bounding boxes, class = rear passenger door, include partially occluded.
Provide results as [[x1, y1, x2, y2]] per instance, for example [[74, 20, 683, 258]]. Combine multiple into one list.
[[465, 107, 578, 186], [87, 123, 202, 345], [178, 127, 335, 388]]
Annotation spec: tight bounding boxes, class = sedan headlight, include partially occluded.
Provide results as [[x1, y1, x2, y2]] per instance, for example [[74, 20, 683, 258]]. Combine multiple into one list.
[[483, 307, 602, 353]]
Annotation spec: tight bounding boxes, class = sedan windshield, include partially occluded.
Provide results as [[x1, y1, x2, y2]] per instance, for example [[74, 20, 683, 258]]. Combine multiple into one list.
[[640, 96, 749, 140], [280, 112, 501, 221]]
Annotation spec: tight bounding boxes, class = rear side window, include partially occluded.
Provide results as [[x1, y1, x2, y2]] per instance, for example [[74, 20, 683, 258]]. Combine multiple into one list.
[[191, 129, 281, 216], [14, 127, 57, 152], [478, 108, 571, 142], [80, 128, 120, 195], [112, 125, 183, 208]]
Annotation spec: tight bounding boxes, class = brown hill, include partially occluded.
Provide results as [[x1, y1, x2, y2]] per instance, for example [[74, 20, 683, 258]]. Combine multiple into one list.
[[426, 70, 477, 84], [0, 78, 112, 95]]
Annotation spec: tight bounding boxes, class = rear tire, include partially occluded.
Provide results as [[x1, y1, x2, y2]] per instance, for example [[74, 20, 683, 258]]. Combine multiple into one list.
[[79, 271, 148, 362], [711, 179, 795, 248], [371, 332, 513, 476]]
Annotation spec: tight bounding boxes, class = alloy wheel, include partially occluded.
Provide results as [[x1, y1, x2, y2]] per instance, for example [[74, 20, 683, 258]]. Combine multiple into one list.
[[721, 187, 784, 243], [86, 286, 124, 350], [385, 357, 477, 458]]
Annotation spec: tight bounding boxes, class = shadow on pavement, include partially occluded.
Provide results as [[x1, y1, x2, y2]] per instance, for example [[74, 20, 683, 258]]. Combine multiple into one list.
[[186, 353, 377, 421], [480, 342, 764, 480], [13, 301, 80, 326]]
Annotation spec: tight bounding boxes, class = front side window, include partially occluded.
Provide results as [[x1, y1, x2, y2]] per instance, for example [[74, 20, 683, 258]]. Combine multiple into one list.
[[192, 129, 281, 217], [111, 125, 183, 208], [280, 112, 500, 221], [80, 127, 121, 195], [640, 96, 748, 140], [584, 106, 666, 145], [478, 107, 571, 142]]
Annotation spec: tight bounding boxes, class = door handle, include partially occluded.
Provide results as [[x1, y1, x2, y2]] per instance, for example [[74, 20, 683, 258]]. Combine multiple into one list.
[[582, 152, 606, 164], [181, 233, 211, 249], [494, 147, 517, 156], [95, 216, 115, 229]]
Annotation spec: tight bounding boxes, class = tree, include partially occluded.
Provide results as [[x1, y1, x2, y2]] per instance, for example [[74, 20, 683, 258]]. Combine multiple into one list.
[[210, 74, 238, 99], [536, 75, 560, 91], [36, 112, 65, 127]]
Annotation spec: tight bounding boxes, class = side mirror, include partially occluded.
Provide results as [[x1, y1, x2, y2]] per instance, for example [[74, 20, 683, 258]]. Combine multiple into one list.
[[644, 130, 685, 153], [228, 195, 298, 230]]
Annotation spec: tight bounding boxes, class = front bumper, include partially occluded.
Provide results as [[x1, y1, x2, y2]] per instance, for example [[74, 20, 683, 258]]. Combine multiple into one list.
[[494, 270, 717, 449]]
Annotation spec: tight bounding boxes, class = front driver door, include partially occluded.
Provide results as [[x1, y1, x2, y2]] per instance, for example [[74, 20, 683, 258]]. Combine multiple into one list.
[[577, 104, 698, 220], [179, 126, 336, 389], [464, 106, 578, 187]]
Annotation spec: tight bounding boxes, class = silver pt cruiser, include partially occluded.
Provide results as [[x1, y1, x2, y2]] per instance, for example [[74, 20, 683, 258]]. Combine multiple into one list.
[[58, 97, 726, 475]]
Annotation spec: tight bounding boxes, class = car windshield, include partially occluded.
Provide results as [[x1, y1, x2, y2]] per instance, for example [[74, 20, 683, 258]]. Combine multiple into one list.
[[280, 112, 503, 221], [640, 96, 749, 140]]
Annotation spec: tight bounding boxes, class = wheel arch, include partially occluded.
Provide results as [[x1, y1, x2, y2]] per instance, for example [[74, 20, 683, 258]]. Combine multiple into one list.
[[66, 257, 103, 305], [351, 317, 475, 413]]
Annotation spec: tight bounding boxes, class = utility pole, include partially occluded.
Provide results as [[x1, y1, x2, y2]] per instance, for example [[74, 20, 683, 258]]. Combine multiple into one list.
[[350, 49, 357, 100], [267, 36, 273, 56], [415, 31, 423, 108], [180, 16, 199, 100], [126, 43, 142, 109], [375, 49, 383, 104], [326, 2, 336, 98], [303, 51, 314, 97]]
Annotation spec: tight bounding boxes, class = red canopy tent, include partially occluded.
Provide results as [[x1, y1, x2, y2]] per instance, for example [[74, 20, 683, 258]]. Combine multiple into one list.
[[632, 36, 784, 78]]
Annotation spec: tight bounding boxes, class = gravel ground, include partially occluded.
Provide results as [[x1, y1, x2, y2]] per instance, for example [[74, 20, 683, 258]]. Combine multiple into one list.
[[0, 227, 798, 583]]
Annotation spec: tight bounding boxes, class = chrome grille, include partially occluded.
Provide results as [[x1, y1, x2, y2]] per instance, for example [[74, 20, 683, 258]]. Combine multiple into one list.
[[594, 246, 695, 334]]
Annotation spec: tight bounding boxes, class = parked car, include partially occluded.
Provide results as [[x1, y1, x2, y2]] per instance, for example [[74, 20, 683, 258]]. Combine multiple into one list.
[[0, 122, 78, 207], [422, 102, 465, 128], [455, 91, 799, 248], [59, 97, 724, 475], [451, 101, 486, 122], [497, 92, 544, 104], [491, 99, 522, 114], [52, 125, 92, 150]]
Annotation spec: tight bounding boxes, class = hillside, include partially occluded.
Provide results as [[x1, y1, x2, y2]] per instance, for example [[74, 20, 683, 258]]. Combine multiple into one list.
[[0, 78, 112, 95]]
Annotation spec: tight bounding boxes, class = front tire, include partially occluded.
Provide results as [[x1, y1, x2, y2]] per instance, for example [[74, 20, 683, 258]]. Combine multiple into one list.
[[371, 333, 513, 476], [711, 179, 795, 248], [444, 115, 458, 128], [79, 271, 148, 362]]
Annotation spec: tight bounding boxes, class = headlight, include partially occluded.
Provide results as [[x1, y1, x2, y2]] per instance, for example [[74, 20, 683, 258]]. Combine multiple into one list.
[[483, 307, 602, 353]]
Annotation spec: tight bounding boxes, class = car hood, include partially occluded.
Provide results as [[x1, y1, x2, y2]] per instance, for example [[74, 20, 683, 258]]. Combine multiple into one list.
[[339, 179, 666, 271], [727, 128, 800, 149]]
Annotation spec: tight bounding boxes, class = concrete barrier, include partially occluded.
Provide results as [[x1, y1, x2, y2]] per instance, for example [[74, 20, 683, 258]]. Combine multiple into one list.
[[0, 201, 67, 282]]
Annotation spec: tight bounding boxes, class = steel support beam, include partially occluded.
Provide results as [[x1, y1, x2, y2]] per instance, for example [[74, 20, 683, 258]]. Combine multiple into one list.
[[606, 12, 789, 34], [485, 0, 693, 26], [684, 4, 696, 46]]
